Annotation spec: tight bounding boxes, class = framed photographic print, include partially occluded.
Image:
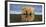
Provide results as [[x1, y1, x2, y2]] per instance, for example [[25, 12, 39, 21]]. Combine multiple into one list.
[[5, 1, 45, 26]]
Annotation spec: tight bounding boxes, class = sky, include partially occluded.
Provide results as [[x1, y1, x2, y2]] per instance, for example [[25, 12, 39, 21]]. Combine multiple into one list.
[[10, 4, 42, 15]]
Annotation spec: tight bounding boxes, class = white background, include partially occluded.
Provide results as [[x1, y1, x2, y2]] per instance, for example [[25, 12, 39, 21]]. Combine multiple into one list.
[[0, 0, 46, 27]]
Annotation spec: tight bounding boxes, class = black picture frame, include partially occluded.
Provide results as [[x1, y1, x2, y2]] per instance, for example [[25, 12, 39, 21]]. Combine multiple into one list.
[[5, 1, 45, 26]]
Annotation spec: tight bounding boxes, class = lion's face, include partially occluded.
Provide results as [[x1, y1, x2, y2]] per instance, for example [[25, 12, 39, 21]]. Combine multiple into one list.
[[21, 7, 34, 22]]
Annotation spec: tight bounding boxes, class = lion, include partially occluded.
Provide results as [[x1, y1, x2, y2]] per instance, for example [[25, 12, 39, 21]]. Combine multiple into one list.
[[21, 7, 34, 22]]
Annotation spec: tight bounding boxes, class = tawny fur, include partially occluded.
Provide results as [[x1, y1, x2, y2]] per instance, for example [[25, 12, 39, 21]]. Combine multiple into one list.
[[21, 7, 34, 22]]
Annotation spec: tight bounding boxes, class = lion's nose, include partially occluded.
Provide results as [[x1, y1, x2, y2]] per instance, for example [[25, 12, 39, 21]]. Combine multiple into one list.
[[30, 13, 32, 16]]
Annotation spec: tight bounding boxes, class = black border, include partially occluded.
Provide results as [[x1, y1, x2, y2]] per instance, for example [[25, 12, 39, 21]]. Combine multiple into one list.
[[5, 1, 45, 26]]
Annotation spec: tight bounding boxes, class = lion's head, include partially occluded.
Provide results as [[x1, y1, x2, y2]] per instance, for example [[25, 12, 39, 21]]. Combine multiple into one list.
[[21, 7, 34, 22]]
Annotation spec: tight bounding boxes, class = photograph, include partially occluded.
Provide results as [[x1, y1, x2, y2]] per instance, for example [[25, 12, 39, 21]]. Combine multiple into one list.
[[10, 4, 42, 22], [7, 2, 45, 25]]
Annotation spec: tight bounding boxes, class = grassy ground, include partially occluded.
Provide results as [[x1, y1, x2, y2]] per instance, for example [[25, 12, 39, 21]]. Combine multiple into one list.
[[10, 14, 42, 23]]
